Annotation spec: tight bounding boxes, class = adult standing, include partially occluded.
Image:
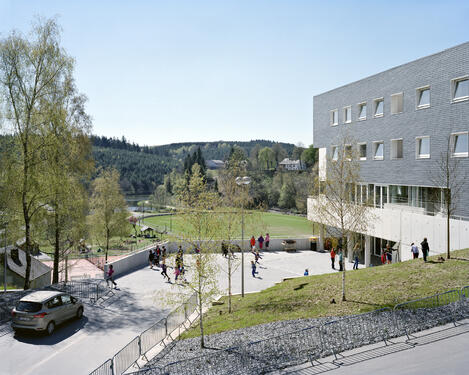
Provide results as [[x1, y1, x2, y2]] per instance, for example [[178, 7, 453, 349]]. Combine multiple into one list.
[[265, 233, 270, 250], [258, 234, 264, 250], [421, 238, 430, 262], [148, 250, 155, 269], [352, 244, 360, 270], [338, 249, 344, 271], [411, 242, 419, 259], [330, 248, 336, 270], [385, 244, 392, 264]]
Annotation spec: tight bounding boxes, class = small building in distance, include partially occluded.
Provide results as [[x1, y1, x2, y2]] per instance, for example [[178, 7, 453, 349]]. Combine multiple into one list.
[[206, 160, 225, 170], [278, 158, 305, 171]]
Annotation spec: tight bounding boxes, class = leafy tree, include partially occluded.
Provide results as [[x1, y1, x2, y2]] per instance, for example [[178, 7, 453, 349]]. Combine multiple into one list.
[[175, 163, 221, 348], [292, 145, 305, 160], [0, 18, 75, 289], [272, 143, 287, 165], [301, 145, 318, 168], [258, 147, 276, 170], [278, 179, 297, 209], [89, 168, 128, 263]]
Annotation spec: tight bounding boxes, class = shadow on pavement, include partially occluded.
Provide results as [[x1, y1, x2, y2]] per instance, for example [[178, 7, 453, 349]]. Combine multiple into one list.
[[14, 316, 89, 345]]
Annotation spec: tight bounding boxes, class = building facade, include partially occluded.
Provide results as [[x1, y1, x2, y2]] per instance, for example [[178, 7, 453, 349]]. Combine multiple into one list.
[[308, 42, 469, 265]]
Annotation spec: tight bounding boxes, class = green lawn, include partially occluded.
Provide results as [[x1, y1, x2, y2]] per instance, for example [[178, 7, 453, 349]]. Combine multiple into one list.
[[143, 211, 315, 238], [182, 249, 469, 339]]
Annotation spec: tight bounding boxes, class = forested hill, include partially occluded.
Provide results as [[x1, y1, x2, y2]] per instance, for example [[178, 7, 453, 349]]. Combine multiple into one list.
[[91, 136, 296, 194]]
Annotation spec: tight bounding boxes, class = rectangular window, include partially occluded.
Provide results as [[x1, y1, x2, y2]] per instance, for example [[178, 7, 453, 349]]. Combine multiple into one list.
[[416, 136, 430, 159], [452, 77, 469, 102], [358, 143, 367, 160], [358, 102, 367, 120], [330, 109, 338, 126], [391, 93, 403, 114], [344, 144, 352, 160], [373, 98, 384, 117], [331, 145, 338, 161], [391, 139, 403, 159], [452, 132, 468, 157], [343, 106, 351, 123], [373, 141, 384, 160], [416, 86, 430, 109]]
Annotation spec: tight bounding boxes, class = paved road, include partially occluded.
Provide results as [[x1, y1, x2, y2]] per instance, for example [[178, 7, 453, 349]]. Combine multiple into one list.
[[0, 250, 337, 375]]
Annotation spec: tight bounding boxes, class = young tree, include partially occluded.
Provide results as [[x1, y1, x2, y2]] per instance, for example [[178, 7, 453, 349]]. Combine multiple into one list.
[[301, 145, 318, 168], [258, 147, 276, 170], [89, 168, 128, 263], [175, 163, 222, 348], [309, 134, 372, 301], [429, 135, 467, 259], [0, 18, 75, 289]]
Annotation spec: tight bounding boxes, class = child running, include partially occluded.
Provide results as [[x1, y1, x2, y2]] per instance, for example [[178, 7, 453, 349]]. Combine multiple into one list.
[[251, 260, 257, 278], [161, 260, 171, 282]]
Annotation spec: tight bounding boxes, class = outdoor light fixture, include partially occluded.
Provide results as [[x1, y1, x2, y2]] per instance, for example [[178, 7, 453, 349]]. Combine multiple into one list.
[[235, 176, 251, 297]]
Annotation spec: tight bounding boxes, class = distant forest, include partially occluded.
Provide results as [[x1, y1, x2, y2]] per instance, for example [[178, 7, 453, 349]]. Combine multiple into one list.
[[91, 135, 297, 194]]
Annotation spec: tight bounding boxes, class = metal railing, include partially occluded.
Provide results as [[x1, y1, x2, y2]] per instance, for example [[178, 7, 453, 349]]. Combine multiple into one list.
[[89, 292, 198, 375], [128, 285, 469, 375], [89, 359, 113, 375]]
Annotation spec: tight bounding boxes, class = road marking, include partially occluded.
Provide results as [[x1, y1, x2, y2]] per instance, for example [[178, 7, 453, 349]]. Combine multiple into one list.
[[21, 332, 87, 375]]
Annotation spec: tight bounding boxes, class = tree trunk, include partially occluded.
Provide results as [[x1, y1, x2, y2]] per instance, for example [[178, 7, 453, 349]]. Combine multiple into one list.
[[228, 256, 232, 313], [447, 213, 451, 260], [23, 200, 32, 290], [105, 228, 109, 263], [199, 280, 204, 348], [342, 261, 346, 301], [53, 210, 60, 284]]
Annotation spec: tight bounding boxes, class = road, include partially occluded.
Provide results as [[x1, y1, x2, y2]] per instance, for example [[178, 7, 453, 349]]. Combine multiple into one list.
[[0, 250, 337, 375]]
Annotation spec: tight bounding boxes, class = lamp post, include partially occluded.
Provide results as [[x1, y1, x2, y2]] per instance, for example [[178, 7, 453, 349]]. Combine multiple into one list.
[[2, 224, 6, 293], [235, 176, 251, 298]]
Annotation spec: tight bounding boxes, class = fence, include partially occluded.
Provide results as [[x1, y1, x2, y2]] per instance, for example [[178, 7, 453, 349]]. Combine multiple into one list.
[[128, 285, 469, 375], [89, 292, 198, 375]]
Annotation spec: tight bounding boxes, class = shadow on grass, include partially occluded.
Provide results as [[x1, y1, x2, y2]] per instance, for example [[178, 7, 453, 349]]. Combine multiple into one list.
[[294, 283, 309, 291], [345, 299, 385, 308]]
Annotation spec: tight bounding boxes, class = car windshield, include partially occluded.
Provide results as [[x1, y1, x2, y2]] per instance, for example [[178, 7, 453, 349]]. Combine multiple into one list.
[[16, 301, 42, 313]]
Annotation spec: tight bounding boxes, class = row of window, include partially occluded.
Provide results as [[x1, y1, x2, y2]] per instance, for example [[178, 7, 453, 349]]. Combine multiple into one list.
[[329, 76, 469, 126], [331, 132, 469, 161]]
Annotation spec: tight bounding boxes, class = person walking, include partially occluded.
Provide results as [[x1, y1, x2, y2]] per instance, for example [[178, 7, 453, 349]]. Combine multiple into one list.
[[411, 242, 419, 259], [330, 248, 336, 270], [161, 260, 171, 282], [265, 233, 270, 250], [148, 250, 155, 269], [106, 265, 117, 289], [421, 238, 430, 262], [155, 246, 161, 267], [385, 244, 392, 264], [353, 244, 360, 270], [251, 260, 257, 277], [258, 234, 264, 250], [338, 249, 344, 271]]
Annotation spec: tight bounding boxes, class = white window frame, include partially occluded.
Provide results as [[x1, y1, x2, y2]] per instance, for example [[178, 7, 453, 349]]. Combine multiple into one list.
[[416, 136, 431, 159], [358, 142, 367, 160], [331, 145, 338, 161], [416, 86, 430, 109], [373, 98, 384, 118], [330, 109, 339, 126], [390, 138, 404, 160], [343, 106, 351, 124], [373, 141, 384, 160], [451, 132, 469, 157], [391, 92, 404, 115], [451, 76, 469, 103], [358, 102, 367, 120]]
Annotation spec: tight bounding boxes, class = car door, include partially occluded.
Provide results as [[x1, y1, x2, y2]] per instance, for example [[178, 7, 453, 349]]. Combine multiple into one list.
[[60, 294, 75, 320], [46, 296, 65, 324]]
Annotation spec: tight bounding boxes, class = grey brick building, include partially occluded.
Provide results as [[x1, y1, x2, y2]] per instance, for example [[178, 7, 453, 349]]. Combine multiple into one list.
[[308, 42, 469, 265]]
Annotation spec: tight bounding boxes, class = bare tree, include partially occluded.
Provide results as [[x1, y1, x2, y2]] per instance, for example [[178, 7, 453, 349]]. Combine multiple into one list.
[[429, 135, 467, 259], [310, 133, 373, 301]]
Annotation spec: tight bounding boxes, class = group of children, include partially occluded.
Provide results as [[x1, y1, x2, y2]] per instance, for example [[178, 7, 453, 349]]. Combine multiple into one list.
[[250, 233, 270, 250], [146, 245, 188, 284]]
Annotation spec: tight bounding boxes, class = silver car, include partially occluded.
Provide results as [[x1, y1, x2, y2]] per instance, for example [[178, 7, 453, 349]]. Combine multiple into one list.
[[11, 290, 84, 335]]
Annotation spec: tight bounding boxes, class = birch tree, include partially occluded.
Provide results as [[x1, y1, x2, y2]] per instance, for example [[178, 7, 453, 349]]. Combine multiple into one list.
[[310, 134, 372, 301]]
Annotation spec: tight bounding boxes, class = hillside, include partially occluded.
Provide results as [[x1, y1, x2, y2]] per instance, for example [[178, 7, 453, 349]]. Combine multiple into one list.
[[92, 136, 296, 194]]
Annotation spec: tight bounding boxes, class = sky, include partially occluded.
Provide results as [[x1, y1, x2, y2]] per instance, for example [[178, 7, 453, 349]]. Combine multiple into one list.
[[0, 0, 468, 147]]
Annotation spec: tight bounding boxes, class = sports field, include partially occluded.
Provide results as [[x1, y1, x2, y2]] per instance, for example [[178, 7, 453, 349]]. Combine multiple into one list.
[[143, 211, 314, 238]]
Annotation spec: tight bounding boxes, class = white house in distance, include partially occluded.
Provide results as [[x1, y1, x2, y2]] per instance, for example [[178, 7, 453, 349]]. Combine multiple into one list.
[[278, 158, 305, 171]]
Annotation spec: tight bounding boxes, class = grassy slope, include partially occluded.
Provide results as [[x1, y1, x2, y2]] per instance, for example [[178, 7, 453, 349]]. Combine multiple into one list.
[[143, 212, 314, 238], [182, 249, 469, 339]]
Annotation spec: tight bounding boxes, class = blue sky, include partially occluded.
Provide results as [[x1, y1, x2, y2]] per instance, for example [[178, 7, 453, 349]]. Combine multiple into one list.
[[1, 0, 468, 146]]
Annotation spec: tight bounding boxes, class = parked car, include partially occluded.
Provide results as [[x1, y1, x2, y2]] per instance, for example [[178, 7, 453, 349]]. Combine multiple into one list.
[[11, 290, 84, 335]]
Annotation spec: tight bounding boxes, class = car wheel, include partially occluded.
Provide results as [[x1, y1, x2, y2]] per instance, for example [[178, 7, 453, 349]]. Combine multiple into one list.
[[46, 321, 55, 336], [76, 307, 84, 319]]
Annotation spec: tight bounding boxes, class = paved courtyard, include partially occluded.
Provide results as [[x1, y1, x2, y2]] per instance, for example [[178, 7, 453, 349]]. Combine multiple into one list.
[[0, 250, 338, 375]]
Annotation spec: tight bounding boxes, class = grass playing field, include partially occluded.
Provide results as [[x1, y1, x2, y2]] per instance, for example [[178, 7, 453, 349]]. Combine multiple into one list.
[[142, 211, 315, 238]]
